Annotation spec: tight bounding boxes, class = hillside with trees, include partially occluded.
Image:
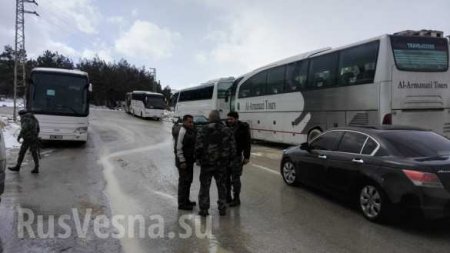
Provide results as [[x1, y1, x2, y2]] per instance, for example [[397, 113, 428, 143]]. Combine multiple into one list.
[[0, 45, 173, 107]]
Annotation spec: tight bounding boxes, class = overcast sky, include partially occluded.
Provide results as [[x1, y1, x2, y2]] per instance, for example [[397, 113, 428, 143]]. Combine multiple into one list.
[[1, 0, 449, 89]]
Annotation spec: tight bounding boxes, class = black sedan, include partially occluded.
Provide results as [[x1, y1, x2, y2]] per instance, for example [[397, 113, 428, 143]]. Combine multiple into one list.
[[280, 126, 450, 222]]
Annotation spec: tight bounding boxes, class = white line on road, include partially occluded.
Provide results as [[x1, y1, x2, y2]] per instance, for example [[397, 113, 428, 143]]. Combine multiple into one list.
[[251, 163, 280, 175]]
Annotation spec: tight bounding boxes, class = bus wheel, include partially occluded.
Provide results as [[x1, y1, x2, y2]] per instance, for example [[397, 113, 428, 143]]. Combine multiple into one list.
[[307, 128, 322, 143]]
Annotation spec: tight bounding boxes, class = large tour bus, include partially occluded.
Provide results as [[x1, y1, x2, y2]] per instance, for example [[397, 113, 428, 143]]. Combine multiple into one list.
[[130, 91, 165, 120], [172, 77, 235, 119], [227, 30, 450, 145], [27, 67, 91, 142]]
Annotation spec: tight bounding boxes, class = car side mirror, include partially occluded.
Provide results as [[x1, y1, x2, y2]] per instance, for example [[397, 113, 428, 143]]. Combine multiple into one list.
[[300, 142, 310, 151]]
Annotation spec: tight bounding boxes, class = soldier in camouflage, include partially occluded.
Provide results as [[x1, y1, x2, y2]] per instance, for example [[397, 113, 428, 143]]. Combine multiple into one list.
[[9, 110, 40, 174], [195, 110, 236, 217]]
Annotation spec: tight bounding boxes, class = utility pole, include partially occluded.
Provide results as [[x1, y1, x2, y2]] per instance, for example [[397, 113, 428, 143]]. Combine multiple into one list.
[[13, 0, 39, 121], [149, 67, 157, 92]]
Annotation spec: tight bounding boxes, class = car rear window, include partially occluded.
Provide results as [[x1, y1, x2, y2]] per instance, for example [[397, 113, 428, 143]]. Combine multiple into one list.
[[362, 138, 378, 155], [380, 131, 450, 158]]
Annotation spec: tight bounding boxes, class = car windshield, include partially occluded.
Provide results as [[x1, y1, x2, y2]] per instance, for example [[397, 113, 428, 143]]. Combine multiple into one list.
[[193, 115, 208, 124], [380, 131, 450, 158]]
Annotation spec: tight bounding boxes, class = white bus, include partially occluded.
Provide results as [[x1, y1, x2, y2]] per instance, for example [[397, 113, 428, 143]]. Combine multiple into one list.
[[27, 67, 91, 142], [173, 77, 234, 119], [228, 30, 450, 145], [130, 91, 165, 120]]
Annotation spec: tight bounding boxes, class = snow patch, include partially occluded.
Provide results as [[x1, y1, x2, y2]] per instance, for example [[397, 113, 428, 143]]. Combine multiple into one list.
[[0, 98, 24, 108], [0, 116, 21, 149]]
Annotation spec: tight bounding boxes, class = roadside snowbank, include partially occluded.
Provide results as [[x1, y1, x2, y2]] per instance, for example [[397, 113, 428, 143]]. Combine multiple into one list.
[[0, 98, 24, 108], [0, 116, 20, 149]]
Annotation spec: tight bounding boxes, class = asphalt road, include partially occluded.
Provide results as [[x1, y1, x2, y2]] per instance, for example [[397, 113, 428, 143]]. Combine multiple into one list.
[[1, 108, 450, 253]]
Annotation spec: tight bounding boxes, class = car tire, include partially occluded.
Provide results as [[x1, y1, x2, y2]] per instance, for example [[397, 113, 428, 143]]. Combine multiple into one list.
[[281, 160, 299, 186], [308, 128, 322, 143], [359, 182, 392, 222]]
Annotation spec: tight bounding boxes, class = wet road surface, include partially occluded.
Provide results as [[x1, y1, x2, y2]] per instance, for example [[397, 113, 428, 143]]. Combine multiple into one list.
[[1, 108, 450, 252]]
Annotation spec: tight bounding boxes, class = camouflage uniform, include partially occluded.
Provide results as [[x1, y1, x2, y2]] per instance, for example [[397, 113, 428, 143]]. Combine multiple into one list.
[[195, 121, 236, 213], [12, 113, 40, 172]]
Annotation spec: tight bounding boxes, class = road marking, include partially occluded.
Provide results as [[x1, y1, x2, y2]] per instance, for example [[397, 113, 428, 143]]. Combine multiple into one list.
[[251, 163, 279, 175], [153, 190, 177, 202], [251, 152, 264, 157]]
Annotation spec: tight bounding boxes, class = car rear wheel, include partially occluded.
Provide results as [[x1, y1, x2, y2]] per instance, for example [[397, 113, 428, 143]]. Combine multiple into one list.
[[281, 160, 298, 186], [359, 183, 390, 222]]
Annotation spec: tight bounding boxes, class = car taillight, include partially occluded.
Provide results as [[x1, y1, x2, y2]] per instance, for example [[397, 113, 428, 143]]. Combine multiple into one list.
[[382, 113, 392, 125], [402, 169, 444, 188]]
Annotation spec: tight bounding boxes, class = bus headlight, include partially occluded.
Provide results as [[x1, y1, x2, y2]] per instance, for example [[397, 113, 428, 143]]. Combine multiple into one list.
[[74, 127, 88, 134]]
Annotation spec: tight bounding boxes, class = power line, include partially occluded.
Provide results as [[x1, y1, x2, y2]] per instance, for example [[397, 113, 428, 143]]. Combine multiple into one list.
[[13, 0, 39, 121]]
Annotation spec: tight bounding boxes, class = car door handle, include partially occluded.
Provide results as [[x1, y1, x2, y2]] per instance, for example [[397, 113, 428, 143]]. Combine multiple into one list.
[[352, 158, 364, 164], [318, 154, 327, 159]]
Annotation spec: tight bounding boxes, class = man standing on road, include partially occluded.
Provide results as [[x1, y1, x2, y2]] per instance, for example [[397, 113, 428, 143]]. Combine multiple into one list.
[[226, 111, 251, 207], [195, 110, 236, 217], [174, 114, 197, 210], [9, 110, 40, 174]]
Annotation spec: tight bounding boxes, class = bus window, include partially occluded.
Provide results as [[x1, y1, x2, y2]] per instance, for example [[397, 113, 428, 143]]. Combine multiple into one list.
[[266, 66, 286, 95], [308, 53, 338, 89], [217, 81, 233, 98], [391, 36, 448, 72], [285, 61, 308, 92], [250, 71, 267, 97], [338, 41, 379, 86], [238, 79, 252, 98]]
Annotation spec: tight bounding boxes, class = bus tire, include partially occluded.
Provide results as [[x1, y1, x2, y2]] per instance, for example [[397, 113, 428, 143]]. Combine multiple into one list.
[[307, 128, 322, 143]]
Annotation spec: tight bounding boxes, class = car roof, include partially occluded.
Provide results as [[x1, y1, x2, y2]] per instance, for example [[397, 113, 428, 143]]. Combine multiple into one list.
[[329, 125, 430, 134]]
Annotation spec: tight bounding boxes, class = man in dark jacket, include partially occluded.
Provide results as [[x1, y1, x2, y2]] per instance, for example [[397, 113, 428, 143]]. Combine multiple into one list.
[[9, 110, 40, 174], [226, 111, 251, 207], [175, 114, 197, 210], [195, 110, 236, 216]]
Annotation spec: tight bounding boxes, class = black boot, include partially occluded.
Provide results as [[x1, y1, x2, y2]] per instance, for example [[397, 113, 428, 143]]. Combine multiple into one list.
[[8, 166, 20, 172], [219, 208, 226, 216], [198, 210, 209, 217], [31, 166, 39, 174], [230, 194, 240, 207], [226, 195, 233, 204]]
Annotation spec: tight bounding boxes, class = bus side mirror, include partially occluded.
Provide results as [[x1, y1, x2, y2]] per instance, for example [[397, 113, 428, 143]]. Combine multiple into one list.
[[89, 83, 93, 92]]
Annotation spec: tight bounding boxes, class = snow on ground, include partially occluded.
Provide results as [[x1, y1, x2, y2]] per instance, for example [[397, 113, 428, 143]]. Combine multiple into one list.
[[0, 116, 21, 149], [0, 98, 24, 108], [162, 110, 175, 122]]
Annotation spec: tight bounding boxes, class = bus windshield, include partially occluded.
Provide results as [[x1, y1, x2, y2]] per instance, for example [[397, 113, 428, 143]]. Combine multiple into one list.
[[145, 95, 165, 109], [30, 72, 89, 116], [390, 36, 449, 72]]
